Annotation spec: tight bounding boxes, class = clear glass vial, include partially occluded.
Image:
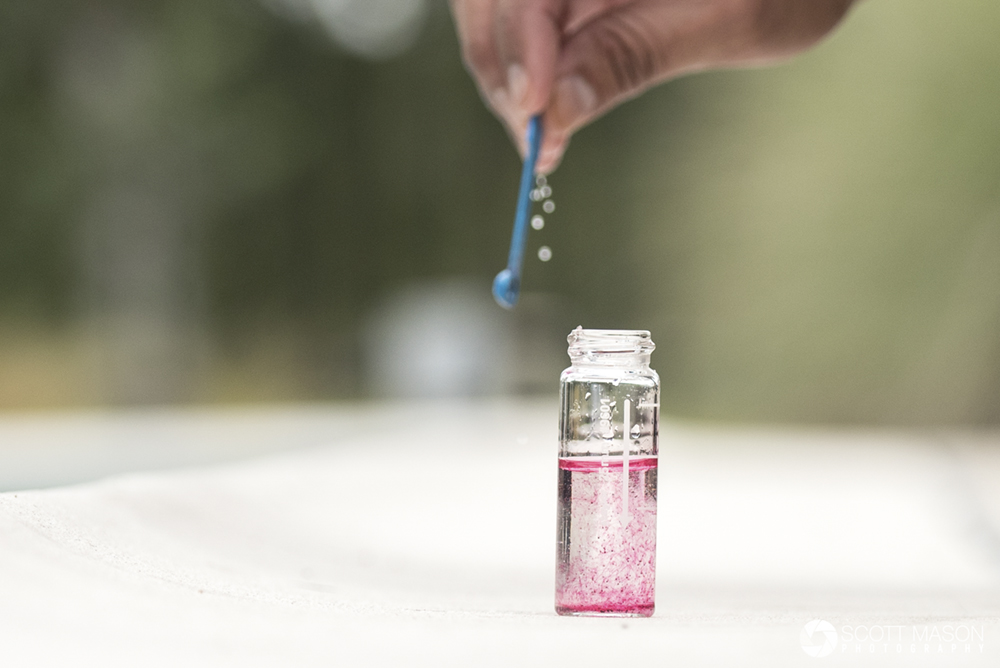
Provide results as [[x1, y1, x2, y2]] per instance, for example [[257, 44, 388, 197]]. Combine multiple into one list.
[[556, 327, 659, 617]]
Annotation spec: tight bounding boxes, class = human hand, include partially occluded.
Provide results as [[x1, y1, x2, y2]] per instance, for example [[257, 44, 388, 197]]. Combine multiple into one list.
[[450, 0, 856, 172]]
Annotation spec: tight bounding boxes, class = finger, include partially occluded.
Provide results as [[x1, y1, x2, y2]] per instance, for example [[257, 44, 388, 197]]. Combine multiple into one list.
[[535, 133, 570, 175], [545, 0, 854, 141], [450, 0, 509, 115], [562, 0, 634, 36], [531, 0, 633, 170], [754, 0, 857, 59], [493, 0, 562, 145], [545, 3, 683, 142]]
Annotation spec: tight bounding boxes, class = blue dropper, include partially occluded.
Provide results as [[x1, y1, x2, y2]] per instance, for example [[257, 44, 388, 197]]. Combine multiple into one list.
[[493, 115, 544, 309]]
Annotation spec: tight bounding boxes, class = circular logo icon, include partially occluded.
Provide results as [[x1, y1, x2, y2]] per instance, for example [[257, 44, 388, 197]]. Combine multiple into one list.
[[800, 619, 838, 658]]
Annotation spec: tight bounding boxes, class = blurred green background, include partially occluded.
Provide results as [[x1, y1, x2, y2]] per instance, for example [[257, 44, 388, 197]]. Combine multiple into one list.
[[1, 0, 999, 424]]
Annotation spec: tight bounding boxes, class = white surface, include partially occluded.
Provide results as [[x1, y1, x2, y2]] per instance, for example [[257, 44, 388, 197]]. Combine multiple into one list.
[[1, 401, 999, 666], [0, 404, 378, 491]]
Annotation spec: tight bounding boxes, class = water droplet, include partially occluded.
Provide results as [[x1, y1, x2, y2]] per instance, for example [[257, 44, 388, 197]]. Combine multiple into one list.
[[540, 185, 552, 198], [630, 424, 641, 436], [611, 378, 620, 386], [535, 174, 547, 187], [531, 215, 544, 230], [542, 200, 555, 213], [537, 246, 552, 261], [531, 189, 542, 201], [584, 392, 591, 399]]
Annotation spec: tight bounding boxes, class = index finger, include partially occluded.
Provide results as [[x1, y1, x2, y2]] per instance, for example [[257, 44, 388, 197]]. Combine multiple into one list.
[[450, 0, 510, 116]]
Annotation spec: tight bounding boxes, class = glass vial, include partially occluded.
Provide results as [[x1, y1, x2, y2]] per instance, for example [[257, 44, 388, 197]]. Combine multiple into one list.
[[556, 328, 659, 617]]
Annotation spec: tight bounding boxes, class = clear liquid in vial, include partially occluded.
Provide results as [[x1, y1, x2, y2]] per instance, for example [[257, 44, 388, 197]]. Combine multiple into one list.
[[556, 455, 657, 617]]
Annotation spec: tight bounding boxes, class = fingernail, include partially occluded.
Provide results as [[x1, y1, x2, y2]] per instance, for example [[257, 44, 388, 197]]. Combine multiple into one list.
[[507, 64, 528, 108], [490, 87, 509, 113], [553, 75, 596, 128], [539, 146, 562, 172]]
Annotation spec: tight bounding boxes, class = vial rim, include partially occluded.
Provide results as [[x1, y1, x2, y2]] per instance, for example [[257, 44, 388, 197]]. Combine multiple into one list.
[[567, 327, 655, 358]]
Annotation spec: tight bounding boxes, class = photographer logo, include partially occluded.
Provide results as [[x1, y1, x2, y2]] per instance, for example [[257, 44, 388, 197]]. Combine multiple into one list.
[[801, 619, 839, 658]]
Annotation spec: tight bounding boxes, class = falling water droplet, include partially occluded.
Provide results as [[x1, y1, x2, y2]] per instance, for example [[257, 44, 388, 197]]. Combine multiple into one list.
[[538, 246, 552, 261], [540, 185, 552, 198], [584, 392, 591, 399], [535, 174, 547, 187], [531, 215, 544, 230], [531, 189, 543, 202], [542, 200, 555, 213]]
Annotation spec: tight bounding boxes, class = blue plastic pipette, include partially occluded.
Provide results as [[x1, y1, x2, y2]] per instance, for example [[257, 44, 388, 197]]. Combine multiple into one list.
[[492, 115, 543, 309]]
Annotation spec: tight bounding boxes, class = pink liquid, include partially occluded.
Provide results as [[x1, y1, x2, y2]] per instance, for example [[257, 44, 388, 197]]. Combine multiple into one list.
[[556, 456, 657, 617]]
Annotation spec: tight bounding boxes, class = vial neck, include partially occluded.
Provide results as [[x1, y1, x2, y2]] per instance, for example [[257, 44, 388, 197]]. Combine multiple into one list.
[[569, 352, 651, 369], [566, 328, 655, 370]]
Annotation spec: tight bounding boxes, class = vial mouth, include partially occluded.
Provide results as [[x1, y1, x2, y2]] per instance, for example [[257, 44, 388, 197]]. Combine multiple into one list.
[[567, 327, 654, 359]]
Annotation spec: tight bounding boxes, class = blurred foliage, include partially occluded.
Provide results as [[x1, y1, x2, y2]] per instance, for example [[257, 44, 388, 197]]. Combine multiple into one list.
[[621, 0, 1000, 423], [0, 0, 998, 423]]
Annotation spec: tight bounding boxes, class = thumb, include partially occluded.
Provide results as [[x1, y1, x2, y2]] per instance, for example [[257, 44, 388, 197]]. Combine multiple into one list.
[[545, 9, 679, 141], [536, 6, 688, 173], [535, 0, 857, 172]]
